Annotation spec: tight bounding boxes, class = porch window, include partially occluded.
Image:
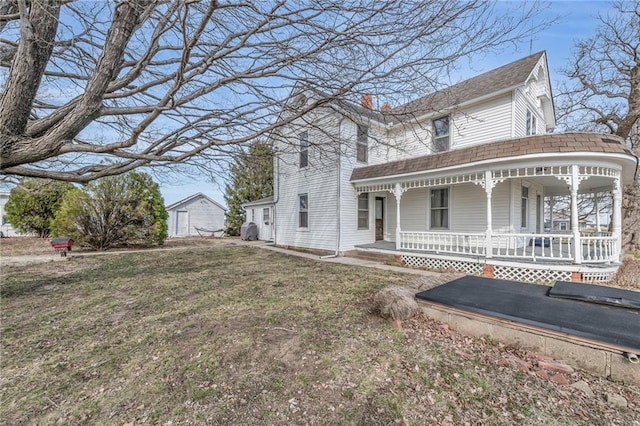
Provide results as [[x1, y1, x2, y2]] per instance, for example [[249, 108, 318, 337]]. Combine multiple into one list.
[[526, 109, 537, 135], [263, 208, 270, 224], [299, 194, 308, 228], [357, 193, 369, 229], [433, 116, 450, 152], [299, 131, 309, 168], [521, 186, 529, 228], [430, 188, 449, 229]]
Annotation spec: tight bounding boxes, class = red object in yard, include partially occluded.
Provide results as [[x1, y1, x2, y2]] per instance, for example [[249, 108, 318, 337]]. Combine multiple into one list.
[[50, 237, 74, 257]]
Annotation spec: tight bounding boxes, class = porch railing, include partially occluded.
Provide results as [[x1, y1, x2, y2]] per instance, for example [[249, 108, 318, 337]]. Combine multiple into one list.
[[397, 231, 618, 264], [492, 233, 574, 261], [581, 235, 617, 263], [400, 231, 486, 255]]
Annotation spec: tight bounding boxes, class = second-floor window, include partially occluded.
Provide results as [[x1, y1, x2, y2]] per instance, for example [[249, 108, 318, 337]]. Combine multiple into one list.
[[357, 124, 368, 163], [526, 109, 537, 135], [433, 116, 450, 152], [299, 131, 309, 168]]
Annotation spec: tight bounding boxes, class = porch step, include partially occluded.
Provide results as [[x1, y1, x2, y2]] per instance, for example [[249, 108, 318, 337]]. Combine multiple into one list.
[[346, 250, 397, 264]]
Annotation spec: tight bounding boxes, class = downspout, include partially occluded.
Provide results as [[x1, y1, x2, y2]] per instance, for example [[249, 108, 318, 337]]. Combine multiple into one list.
[[272, 149, 280, 246], [320, 116, 346, 259]]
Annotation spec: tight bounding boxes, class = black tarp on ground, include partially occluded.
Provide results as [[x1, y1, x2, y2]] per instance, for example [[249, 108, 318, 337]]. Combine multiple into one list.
[[548, 281, 640, 311], [415, 276, 640, 351]]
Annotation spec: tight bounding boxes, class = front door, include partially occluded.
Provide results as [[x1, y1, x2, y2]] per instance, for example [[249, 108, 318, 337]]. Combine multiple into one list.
[[176, 211, 189, 236], [375, 197, 384, 241], [262, 207, 272, 241]]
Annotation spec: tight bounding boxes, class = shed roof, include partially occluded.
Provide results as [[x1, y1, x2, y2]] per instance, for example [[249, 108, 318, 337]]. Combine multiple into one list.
[[166, 192, 226, 211], [350, 133, 636, 182], [242, 195, 274, 208]]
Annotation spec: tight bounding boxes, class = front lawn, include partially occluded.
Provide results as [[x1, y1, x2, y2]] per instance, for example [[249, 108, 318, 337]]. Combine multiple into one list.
[[1, 246, 638, 424]]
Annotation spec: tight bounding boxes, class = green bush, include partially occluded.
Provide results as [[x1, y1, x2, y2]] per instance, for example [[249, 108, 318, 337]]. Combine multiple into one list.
[[51, 172, 168, 250], [5, 179, 75, 237]]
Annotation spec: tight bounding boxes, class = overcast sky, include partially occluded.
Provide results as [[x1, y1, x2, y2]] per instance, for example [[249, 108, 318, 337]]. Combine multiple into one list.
[[161, 0, 612, 207]]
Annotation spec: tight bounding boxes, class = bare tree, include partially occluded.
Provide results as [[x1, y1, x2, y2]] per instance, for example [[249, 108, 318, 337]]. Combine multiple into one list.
[[1, 0, 548, 183], [556, 1, 640, 249]]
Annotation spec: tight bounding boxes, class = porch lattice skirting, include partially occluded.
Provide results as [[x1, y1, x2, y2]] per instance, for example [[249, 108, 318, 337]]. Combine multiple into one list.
[[400, 255, 483, 275], [398, 253, 617, 284], [492, 265, 571, 283]]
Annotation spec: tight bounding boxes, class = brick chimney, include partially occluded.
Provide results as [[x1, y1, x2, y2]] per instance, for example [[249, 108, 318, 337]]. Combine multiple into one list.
[[381, 103, 392, 113], [361, 94, 372, 109]]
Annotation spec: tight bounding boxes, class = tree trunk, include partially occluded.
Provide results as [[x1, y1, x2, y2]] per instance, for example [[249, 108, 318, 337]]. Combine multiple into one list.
[[0, 0, 61, 140]]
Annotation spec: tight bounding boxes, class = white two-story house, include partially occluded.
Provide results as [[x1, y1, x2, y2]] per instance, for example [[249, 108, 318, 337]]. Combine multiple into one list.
[[266, 52, 638, 283]]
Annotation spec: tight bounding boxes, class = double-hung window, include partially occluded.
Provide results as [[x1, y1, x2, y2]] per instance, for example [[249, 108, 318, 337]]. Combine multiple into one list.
[[357, 193, 369, 229], [299, 131, 309, 168], [299, 194, 308, 228], [356, 124, 368, 163], [432, 116, 450, 152], [430, 188, 449, 229], [521, 186, 529, 228], [526, 109, 537, 135]]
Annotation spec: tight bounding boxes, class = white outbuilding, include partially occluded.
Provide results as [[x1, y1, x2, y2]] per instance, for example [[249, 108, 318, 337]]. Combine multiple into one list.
[[166, 193, 227, 237], [242, 196, 275, 241]]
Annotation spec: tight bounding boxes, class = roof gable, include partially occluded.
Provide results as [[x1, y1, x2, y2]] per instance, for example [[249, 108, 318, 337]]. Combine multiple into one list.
[[166, 192, 226, 211], [388, 51, 546, 118]]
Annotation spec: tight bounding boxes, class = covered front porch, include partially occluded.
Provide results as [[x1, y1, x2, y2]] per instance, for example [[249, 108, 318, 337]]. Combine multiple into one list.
[[350, 134, 637, 283]]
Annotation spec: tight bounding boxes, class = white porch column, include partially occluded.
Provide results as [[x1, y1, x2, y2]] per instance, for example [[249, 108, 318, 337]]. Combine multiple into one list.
[[549, 196, 555, 232], [484, 170, 493, 258], [594, 193, 601, 234], [612, 178, 622, 261], [570, 165, 582, 264], [393, 183, 404, 250]]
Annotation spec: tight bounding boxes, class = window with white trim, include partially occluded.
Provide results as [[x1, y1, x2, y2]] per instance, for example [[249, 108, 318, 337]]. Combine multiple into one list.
[[299, 194, 308, 228], [357, 193, 369, 229], [526, 109, 537, 135], [263, 208, 270, 224], [432, 116, 450, 152], [299, 131, 309, 168], [356, 124, 368, 163], [430, 188, 449, 229], [521, 186, 529, 228]]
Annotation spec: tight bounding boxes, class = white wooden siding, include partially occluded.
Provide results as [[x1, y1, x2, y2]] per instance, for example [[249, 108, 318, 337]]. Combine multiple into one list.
[[491, 180, 512, 232], [274, 110, 340, 251], [452, 94, 512, 149], [450, 184, 486, 232], [400, 188, 428, 231]]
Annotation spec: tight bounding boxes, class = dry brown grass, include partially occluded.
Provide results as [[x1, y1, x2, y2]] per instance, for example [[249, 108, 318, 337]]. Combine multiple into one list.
[[610, 252, 640, 289], [1, 244, 639, 425]]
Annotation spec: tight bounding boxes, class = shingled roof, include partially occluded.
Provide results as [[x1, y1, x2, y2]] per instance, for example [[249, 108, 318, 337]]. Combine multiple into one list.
[[387, 51, 545, 118], [350, 133, 636, 182]]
